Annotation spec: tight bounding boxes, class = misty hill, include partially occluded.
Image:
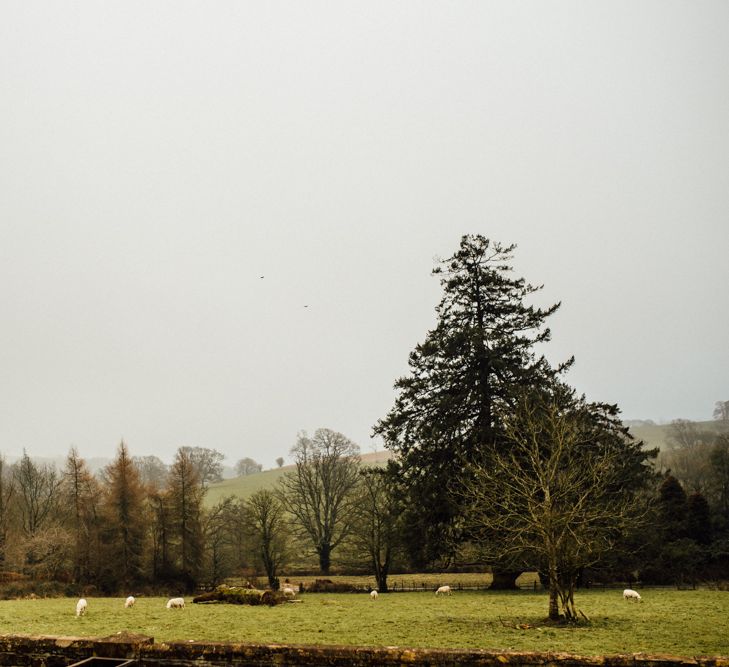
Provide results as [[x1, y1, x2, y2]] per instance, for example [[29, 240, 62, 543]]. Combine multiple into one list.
[[628, 419, 726, 450], [204, 449, 392, 507]]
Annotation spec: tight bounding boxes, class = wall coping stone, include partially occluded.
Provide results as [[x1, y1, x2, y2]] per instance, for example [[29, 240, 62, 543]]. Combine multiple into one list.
[[0, 634, 726, 667]]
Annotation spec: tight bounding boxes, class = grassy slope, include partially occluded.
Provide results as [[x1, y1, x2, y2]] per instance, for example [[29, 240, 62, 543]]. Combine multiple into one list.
[[205, 450, 392, 507], [207, 422, 727, 506], [0, 590, 727, 655], [206, 423, 729, 505]]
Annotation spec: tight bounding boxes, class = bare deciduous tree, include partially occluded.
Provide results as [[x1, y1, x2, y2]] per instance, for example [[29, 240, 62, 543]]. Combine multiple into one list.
[[462, 391, 652, 622], [714, 400, 729, 422], [664, 419, 715, 494], [13, 450, 62, 538], [0, 457, 15, 567], [178, 447, 225, 488], [247, 489, 289, 588], [349, 469, 403, 592], [203, 496, 238, 586], [134, 455, 169, 490], [235, 457, 262, 477], [279, 428, 360, 574]]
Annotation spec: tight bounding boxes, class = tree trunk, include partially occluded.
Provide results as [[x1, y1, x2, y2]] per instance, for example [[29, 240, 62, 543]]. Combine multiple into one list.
[[376, 562, 389, 593], [318, 543, 331, 574], [548, 582, 560, 621], [490, 569, 520, 590]]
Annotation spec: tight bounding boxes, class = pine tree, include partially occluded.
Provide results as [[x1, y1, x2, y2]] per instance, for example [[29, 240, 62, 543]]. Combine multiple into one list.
[[62, 447, 101, 584], [374, 235, 567, 581], [168, 447, 205, 590], [687, 492, 712, 545], [101, 441, 146, 590]]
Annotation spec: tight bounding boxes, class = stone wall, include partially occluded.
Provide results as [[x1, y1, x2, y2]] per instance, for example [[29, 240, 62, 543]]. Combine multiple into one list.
[[0, 633, 727, 667]]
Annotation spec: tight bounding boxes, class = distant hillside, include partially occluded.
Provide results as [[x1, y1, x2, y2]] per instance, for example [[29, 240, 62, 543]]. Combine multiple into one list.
[[627, 420, 726, 451], [204, 449, 392, 507]]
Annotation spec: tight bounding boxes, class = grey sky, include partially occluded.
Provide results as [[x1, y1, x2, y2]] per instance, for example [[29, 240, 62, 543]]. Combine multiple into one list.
[[1, 2, 727, 468]]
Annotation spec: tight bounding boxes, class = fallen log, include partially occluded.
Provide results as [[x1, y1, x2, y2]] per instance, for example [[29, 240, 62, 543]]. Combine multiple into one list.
[[192, 585, 285, 606]]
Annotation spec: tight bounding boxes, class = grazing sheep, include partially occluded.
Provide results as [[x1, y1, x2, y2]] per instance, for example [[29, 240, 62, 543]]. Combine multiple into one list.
[[76, 598, 88, 616], [435, 585, 452, 596], [623, 589, 642, 602], [125, 595, 135, 608], [166, 597, 185, 609], [370, 589, 379, 600], [282, 587, 296, 598]]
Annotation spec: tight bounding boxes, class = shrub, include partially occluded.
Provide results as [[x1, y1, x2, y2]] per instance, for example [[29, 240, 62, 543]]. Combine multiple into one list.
[[306, 579, 359, 593]]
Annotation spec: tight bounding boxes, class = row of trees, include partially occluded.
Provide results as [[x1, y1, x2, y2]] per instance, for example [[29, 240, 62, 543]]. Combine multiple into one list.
[[0, 445, 215, 591], [0, 432, 391, 595]]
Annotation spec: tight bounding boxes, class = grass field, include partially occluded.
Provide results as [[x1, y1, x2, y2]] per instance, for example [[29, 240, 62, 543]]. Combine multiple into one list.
[[1, 589, 727, 656]]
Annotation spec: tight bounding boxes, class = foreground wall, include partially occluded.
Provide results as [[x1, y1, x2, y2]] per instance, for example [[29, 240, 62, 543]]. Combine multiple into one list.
[[0, 633, 727, 667]]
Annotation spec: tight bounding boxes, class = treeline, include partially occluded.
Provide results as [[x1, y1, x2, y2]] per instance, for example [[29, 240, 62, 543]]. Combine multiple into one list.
[[642, 419, 729, 584], [0, 432, 401, 596], [0, 444, 231, 594], [2, 424, 729, 599]]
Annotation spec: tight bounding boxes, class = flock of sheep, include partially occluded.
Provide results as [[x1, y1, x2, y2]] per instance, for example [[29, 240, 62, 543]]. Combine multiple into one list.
[[75, 595, 185, 616], [74, 585, 642, 615]]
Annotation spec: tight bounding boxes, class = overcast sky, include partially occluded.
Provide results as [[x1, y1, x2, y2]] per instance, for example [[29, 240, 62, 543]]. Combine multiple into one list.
[[1, 1, 727, 468]]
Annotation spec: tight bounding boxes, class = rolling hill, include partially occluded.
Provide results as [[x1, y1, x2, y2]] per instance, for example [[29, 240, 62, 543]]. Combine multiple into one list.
[[204, 449, 392, 507], [628, 419, 725, 451], [204, 421, 728, 506]]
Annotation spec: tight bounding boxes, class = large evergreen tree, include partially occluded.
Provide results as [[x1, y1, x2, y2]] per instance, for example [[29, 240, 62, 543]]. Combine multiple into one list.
[[374, 235, 566, 582]]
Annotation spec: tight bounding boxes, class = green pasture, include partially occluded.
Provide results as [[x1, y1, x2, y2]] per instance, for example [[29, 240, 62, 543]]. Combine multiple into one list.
[[205, 450, 391, 507], [205, 467, 287, 506], [0, 589, 727, 656]]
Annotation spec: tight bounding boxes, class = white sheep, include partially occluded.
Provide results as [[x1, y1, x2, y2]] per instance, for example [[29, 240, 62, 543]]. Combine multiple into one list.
[[76, 598, 88, 616], [125, 595, 135, 608], [623, 588, 642, 602], [282, 587, 296, 598], [166, 597, 185, 609], [435, 585, 452, 596], [370, 589, 379, 600]]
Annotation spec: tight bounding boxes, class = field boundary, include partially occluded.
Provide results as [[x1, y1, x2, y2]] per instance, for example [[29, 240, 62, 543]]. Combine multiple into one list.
[[0, 633, 727, 667]]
